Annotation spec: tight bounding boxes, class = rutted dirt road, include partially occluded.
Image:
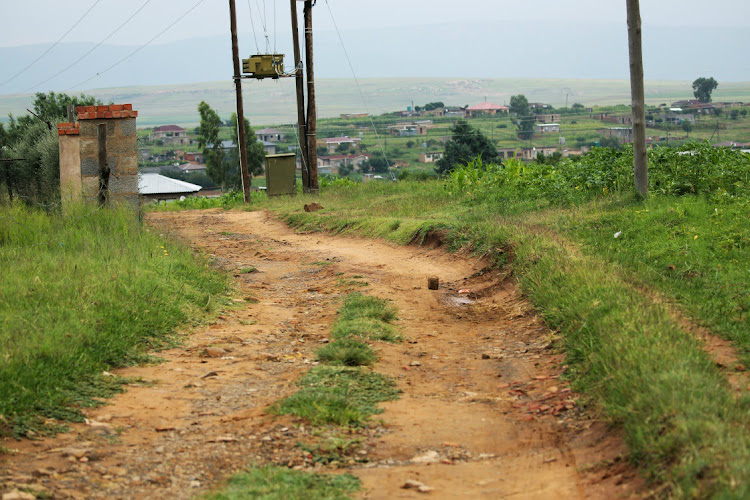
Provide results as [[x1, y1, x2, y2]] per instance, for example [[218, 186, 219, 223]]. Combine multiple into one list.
[[1, 209, 643, 499]]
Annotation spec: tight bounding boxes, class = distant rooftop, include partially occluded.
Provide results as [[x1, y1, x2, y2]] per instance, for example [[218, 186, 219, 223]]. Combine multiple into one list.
[[153, 125, 186, 132], [466, 102, 509, 111]]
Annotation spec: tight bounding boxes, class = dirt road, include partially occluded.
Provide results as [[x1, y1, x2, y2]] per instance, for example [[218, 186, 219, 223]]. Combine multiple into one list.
[[1, 209, 642, 499]]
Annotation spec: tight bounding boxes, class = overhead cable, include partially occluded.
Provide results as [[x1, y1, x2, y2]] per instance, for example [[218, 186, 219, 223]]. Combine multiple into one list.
[[0, 0, 103, 88], [65, 0, 207, 91], [26, 0, 153, 92]]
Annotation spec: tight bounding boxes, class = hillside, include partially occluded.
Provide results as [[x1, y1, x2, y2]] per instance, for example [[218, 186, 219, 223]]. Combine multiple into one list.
[[2, 77, 750, 127]]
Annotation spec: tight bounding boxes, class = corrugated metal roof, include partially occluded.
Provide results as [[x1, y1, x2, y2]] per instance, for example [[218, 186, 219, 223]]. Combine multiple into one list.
[[138, 173, 202, 195]]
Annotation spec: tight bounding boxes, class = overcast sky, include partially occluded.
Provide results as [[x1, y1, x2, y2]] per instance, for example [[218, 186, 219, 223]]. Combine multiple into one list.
[[1, 0, 749, 48]]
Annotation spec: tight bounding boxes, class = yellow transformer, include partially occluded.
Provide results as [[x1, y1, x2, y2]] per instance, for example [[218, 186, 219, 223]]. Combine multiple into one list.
[[242, 54, 284, 79]]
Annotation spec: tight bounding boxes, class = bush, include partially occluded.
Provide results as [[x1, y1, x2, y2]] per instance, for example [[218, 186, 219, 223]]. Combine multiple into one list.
[[445, 143, 750, 206]]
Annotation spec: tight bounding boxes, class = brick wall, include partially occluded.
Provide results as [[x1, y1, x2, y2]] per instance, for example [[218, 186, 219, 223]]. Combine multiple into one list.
[[77, 104, 139, 207]]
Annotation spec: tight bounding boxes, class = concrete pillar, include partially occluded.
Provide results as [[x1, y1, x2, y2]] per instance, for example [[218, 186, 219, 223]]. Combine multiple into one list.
[[57, 122, 81, 207]]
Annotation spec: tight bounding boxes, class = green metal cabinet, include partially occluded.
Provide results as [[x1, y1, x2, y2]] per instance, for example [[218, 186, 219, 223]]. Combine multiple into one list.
[[265, 153, 297, 196]]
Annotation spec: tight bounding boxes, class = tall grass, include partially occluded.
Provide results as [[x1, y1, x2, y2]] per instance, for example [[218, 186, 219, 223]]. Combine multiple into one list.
[[0, 202, 229, 436]]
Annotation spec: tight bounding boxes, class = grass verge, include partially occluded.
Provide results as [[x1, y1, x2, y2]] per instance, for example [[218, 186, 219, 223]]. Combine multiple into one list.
[[203, 465, 360, 500], [0, 202, 229, 437]]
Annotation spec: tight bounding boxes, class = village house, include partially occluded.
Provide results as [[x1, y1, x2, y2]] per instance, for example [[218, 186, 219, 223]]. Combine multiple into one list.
[[151, 125, 190, 145], [671, 100, 716, 114], [418, 152, 444, 163], [520, 146, 558, 161], [184, 152, 203, 163], [599, 127, 634, 144], [663, 112, 695, 125], [444, 106, 466, 118], [535, 114, 562, 124], [317, 153, 371, 174], [318, 136, 362, 153], [464, 102, 509, 117], [177, 163, 207, 175], [602, 115, 633, 125], [255, 128, 285, 142], [535, 123, 560, 134], [529, 103, 552, 112], [497, 147, 518, 160], [388, 121, 432, 137]]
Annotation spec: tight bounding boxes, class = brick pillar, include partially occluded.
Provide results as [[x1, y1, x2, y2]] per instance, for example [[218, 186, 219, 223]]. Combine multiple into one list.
[[57, 122, 81, 207], [76, 104, 139, 207]]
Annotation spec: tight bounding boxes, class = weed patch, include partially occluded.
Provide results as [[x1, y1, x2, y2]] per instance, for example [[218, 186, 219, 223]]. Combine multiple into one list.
[[203, 465, 360, 500], [273, 366, 399, 426], [316, 339, 377, 367]]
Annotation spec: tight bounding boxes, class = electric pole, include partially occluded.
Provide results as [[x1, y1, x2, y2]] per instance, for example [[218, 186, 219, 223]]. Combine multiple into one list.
[[627, 0, 648, 198], [229, 0, 252, 202], [290, 0, 309, 191], [304, 0, 319, 193]]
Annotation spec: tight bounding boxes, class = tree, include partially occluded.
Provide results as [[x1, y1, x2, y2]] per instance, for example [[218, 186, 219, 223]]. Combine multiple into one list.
[[572, 103, 585, 110], [406, 140, 415, 148], [730, 109, 740, 120], [434, 119, 498, 175], [228, 112, 265, 187], [692, 77, 718, 103], [31, 91, 100, 122], [197, 101, 226, 189], [361, 152, 391, 174], [682, 121, 693, 137], [509, 95, 530, 116], [335, 142, 351, 154], [317, 145, 329, 157], [516, 116, 535, 140], [741, 109, 748, 118], [423, 102, 445, 111]]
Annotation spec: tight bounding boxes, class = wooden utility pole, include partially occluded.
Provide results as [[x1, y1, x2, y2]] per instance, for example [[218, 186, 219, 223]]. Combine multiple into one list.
[[229, 0, 252, 203], [290, 0, 309, 191], [304, 0, 319, 193], [626, 0, 648, 198]]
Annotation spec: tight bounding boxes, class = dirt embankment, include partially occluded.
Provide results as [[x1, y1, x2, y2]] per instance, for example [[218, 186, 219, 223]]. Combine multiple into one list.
[[1, 209, 643, 499]]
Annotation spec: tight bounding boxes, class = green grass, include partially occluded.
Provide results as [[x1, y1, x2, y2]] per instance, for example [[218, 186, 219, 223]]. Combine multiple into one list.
[[316, 338, 377, 367], [331, 293, 401, 342], [553, 196, 750, 364], [203, 466, 360, 500], [242, 162, 750, 496], [272, 366, 399, 426], [0, 202, 229, 437]]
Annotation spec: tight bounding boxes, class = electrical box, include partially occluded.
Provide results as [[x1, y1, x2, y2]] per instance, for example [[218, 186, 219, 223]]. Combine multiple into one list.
[[242, 54, 284, 79], [265, 153, 297, 196]]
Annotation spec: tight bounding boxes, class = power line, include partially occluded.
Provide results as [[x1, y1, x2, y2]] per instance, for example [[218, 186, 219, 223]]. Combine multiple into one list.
[[323, 0, 394, 179], [247, 0, 261, 52], [25, 0, 153, 93], [65, 0, 207, 92], [0, 0, 103, 89]]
